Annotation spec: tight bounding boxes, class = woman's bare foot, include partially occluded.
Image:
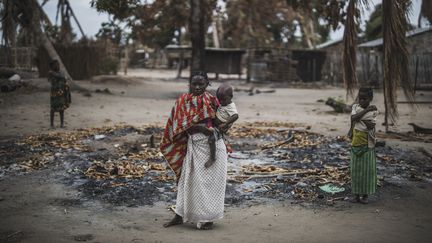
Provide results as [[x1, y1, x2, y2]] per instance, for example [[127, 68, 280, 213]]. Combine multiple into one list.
[[163, 214, 183, 228], [197, 222, 213, 230]]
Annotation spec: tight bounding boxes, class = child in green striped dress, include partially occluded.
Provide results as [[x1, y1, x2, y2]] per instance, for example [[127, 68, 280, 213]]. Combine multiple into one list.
[[349, 87, 378, 204]]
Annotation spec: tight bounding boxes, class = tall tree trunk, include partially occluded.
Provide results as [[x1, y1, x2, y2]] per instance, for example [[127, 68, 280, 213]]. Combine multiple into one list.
[[29, 0, 85, 91], [190, 0, 206, 73], [37, 25, 76, 82]]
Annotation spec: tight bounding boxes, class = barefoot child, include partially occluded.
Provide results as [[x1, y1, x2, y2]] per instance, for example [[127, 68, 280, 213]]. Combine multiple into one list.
[[349, 87, 378, 204], [205, 84, 239, 168], [48, 60, 71, 128]]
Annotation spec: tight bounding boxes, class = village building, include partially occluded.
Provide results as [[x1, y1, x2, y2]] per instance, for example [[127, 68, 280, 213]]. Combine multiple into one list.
[[358, 26, 432, 89], [317, 26, 432, 88], [315, 39, 343, 85]]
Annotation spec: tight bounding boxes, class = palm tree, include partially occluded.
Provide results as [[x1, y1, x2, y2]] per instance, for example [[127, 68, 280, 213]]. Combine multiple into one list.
[[365, 4, 383, 41], [382, 0, 413, 128], [342, 0, 414, 130], [342, 0, 363, 98]]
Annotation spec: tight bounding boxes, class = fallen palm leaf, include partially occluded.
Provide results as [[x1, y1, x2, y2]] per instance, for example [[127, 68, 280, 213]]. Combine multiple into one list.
[[153, 173, 175, 182], [110, 182, 127, 187], [243, 165, 289, 174], [261, 131, 294, 150], [85, 161, 146, 179]]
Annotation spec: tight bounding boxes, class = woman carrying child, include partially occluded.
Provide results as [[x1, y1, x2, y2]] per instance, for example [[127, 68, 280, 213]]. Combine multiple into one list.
[[160, 71, 228, 230]]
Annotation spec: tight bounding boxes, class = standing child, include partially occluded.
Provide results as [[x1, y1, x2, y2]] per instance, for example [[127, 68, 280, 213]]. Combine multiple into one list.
[[205, 83, 239, 168], [349, 87, 378, 204], [48, 60, 71, 128]]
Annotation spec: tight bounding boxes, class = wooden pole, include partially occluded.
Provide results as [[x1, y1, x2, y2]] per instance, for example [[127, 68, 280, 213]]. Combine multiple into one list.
[[383, 65, 389, 132], [414, 55, 419, 94], [31, 0, 86, 91], [176, 29, 183, 79], [37, 3, 54, 28], [123, 44, 128, 75], [312, 58, 316, 81], [246, 48, 251, 82], [65, 0, 86, 38], [211, 17, 220, 48], [176, 51, 184, 78]]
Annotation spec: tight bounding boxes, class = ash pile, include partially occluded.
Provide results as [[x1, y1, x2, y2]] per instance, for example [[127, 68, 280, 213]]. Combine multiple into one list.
[[1, 122, 431, 207]]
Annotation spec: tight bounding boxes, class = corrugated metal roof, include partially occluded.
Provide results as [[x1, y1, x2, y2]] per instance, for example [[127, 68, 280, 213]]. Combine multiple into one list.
[[358, 38, 383, 48], [165, 45, 245, 52], [359, 26, 432, 48], [315, 38, 343, 49]]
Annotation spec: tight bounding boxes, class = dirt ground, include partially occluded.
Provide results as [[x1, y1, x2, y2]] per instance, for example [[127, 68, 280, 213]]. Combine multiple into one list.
[[1, 69, 432, 243]]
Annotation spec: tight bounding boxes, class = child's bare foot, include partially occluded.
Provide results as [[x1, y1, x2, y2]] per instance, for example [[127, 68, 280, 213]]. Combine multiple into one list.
[[205, 159, 216, 168], [197, 222, 213, 230], [163, 214, 183, 228], [359, 195, 368, 204], [350, 194, 360, 203]]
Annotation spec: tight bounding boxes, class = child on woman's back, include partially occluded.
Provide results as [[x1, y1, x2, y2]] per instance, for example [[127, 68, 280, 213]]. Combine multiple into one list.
[[205, 84, 239, 168]]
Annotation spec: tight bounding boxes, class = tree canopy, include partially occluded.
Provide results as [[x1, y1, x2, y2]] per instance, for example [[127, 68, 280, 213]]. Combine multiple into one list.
[[89, 0, 338, 49], [365, 3, 383, 41]]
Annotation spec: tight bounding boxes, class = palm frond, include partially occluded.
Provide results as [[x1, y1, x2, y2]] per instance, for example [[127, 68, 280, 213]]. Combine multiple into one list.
[[342, 0, 370, 97], [342, 0, 358, 97], [419, 0, 432, 26], [382, 0, 414, 127]]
